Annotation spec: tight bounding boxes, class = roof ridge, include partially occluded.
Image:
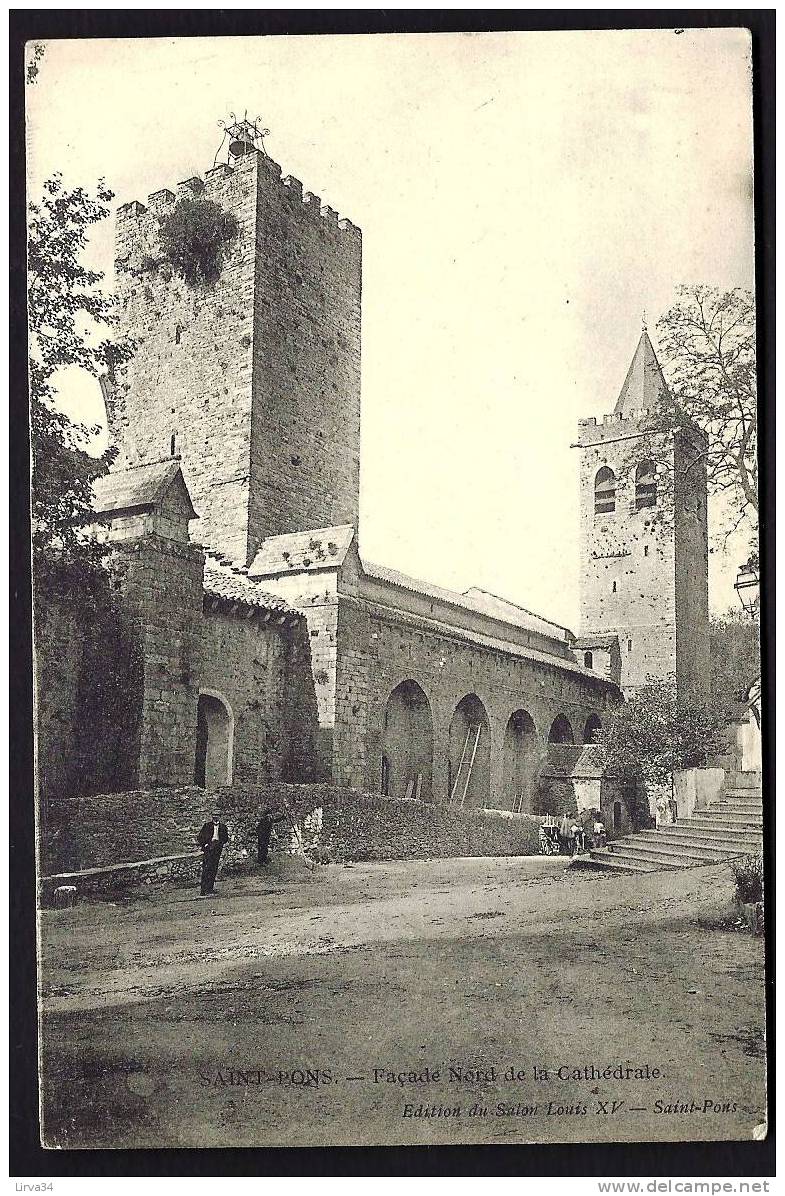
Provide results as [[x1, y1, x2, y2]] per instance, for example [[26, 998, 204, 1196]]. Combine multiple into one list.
[[464, 586, 571, 633]]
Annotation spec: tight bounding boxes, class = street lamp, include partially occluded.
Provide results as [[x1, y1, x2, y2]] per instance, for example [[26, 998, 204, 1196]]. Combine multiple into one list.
[[734, 560, 760, 615]]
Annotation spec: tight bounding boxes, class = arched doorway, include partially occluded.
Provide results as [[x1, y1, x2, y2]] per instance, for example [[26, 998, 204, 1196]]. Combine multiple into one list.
[[448, 693, 491, 808], [381, 680, 433, 801], [195, 691, 233, 788], [548, 714, 575, 744], [502, 709, 538, 813], [584, 713, 602, 743]]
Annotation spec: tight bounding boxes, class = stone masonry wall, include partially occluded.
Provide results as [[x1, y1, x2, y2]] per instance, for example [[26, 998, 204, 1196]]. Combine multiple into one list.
[[577, 416, 678, 692], [40, 783, 543, 877], [333, 595, 614, 810], [248, 163, 361, 561], [674, 430, 711, 704], [35, 534, 320, 817], [33, 596, 87, 803], [112, 534, 206, 788], [112, 171, 258, 564], [34, 574, 143, 806], [194, 606, 321, 787], [245, 567, 342, 778], [111, 149, 361, 567]]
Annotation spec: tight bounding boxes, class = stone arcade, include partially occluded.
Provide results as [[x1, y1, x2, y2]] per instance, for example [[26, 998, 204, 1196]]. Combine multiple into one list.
[[37, 122, 710, 821]]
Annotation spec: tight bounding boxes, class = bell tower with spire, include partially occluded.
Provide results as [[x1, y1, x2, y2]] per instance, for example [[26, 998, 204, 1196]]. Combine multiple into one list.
[[574, 326, 710, 703]]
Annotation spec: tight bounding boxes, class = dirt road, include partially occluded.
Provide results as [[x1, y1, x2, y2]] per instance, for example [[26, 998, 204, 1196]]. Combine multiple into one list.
[[38, 856, 767, 1148]]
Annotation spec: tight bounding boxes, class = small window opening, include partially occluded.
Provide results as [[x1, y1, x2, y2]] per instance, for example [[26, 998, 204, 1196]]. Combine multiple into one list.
[[175, 325, 182, 344], [612, 580, 617, 593], [170, 434, 177, 457], [594, 466, 617, 515], [627, 638, 633, 653], [644, 545, 649, 557], [584, 651, 593, 669], [635, 460, 658, 510]]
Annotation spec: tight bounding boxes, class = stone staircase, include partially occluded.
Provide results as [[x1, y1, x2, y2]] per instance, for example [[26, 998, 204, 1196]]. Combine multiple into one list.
[[588, 771, 763, 873]]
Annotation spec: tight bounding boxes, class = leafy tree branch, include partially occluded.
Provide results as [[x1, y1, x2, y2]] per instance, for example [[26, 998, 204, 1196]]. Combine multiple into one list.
[[28, 174, 135, 578]]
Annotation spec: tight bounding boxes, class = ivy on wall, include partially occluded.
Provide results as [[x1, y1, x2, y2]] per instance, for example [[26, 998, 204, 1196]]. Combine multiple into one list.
[[159, 198, 239, 286], [36, 561, 144, 824]]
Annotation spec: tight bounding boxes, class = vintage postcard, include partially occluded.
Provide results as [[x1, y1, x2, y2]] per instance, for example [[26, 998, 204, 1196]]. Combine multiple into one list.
[[26, 27, 765, 1151]]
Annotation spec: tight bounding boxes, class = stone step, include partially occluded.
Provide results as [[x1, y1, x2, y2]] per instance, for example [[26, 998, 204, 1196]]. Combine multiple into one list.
[[587, 850, 661, 874], [691, 811, 763, 829], [655, 832, 762, 854], [606, 841, 734, 868], [624, 829, 747, 852], [713, 798, 765, 808], [714, 810, 764, 823], [655, 822, 761, 844], [715, 793, 763, 805], [724, 772, 763, 790], [689, 813, 765, 832], [620, 832, 749, 859]]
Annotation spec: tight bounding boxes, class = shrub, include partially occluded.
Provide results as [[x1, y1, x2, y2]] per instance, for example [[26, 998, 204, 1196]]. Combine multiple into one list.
[[732, 853, 763, 905], [159, 198, 239, 286], [597, 679, 727, 785]]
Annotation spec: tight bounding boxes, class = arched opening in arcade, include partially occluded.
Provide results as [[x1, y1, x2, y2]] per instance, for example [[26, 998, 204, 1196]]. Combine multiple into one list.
[[448, 693, 491, 808], [502, 709, 539, 813], [583, 713, 602, 743], [548, 714, 575, 745], [380, 680, 434, 802], [195, 691, 234, 788]]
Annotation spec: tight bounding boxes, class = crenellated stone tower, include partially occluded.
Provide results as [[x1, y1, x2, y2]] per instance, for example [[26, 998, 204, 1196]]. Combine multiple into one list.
[[108, 125, 362, 566], [575, 328, 710, 704]]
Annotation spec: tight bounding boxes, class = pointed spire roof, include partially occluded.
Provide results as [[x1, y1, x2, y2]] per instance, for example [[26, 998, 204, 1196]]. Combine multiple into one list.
[[614, 328, 670, 414]]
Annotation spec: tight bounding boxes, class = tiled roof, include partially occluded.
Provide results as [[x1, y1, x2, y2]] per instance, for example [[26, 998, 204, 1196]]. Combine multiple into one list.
[[363, 563, 571, 641], [463, 587, 573, 639], [573, 634, 619, 651], [540, 743, 607, 778], [92, 459, 196, 518], [248, 525, 355, 576], [203, 553, 297, 617], [614, 329, 670, 414]]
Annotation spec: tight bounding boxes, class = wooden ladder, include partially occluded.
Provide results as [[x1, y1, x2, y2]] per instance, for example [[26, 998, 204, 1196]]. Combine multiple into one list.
[[450, 724, 482, 807]]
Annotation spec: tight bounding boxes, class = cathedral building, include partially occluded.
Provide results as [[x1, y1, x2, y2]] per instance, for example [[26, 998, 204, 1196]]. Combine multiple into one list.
[[43, 122, 708, 815]]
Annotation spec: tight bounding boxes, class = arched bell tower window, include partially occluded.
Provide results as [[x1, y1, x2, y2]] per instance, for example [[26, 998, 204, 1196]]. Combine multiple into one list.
[[635, 460, 657, 510], [594, 466, 616, 515]]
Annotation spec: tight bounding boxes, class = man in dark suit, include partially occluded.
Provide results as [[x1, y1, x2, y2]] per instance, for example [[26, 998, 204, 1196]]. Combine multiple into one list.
[[197, 812, 229, 896], [256, 806, 286, 866]]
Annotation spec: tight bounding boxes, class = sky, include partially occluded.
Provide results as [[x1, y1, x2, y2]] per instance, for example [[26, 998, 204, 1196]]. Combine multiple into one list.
[[25, 29, 756, 627]]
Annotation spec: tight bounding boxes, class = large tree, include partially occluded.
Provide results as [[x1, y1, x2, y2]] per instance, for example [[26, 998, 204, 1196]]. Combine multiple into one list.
[[658, 286, 757, 544], [28, 174, 134, 577], [710, 606, 761, 714], [617, 289, 756, 554], [597, 679, 727, 787]]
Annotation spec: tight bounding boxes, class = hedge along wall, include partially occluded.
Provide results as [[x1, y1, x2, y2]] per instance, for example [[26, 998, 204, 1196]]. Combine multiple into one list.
[[41, 783, 543, 875]]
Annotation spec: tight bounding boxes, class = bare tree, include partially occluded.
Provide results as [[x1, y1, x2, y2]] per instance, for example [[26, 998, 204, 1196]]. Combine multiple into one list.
[[646, 286, 757, 552]]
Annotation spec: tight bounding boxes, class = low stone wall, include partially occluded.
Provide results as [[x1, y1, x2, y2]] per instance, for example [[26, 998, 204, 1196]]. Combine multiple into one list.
[[276, 785, 543, 862], [42, 783, 543, 877], [673, 767, 725, 820], [40, 853, 201, 904]]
